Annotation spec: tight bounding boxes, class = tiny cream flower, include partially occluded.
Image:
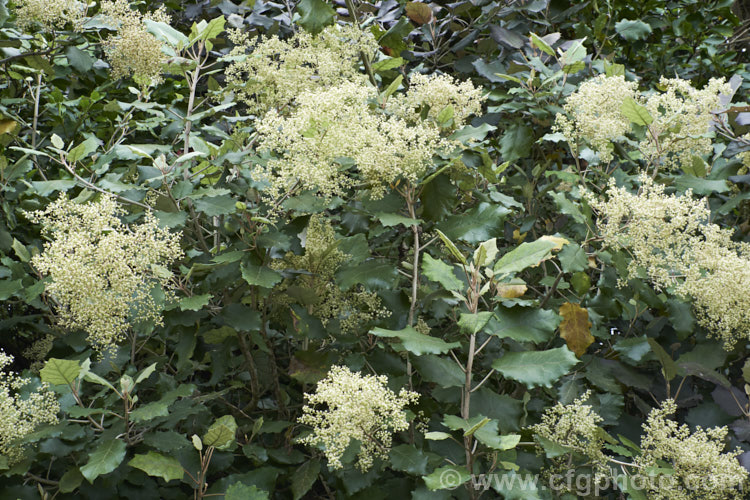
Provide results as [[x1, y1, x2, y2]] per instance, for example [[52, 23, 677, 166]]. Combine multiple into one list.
[[298, 365, 419, 471], [0, 351, 59, 465], [26, 195, 182, 352]]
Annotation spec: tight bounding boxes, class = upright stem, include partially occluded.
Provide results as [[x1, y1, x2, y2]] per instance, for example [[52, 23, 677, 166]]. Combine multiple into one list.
[[405, 187, 420, 395], [462, 272, 480, 478], [183, 43, 204, 155]]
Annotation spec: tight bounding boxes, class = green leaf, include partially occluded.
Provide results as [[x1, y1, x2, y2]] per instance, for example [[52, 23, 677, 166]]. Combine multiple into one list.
[[435, 229, 467, 265], [130, 401, 169, 422], [458, 312, 495, 335], [291, 459, 320, 500], [128, 452, 184, 482], [529, 33, 554, 55], [179, 293, 212, 311], [383, 74, 403, 100], [682, 155, 707, 177], [59, 467, 84, 493], [0, 279, 22, 300], [67, 137, 99, 163], [241, 263, 282, 288], [296, 0, 335, 34], [620, 97, 653, 126], [40, 358, 81, 386], [473, 238, 498, 268], [371, 326, 460, 355], [647, 338, 677, 381], [372, 57, 404, 72], [438, 203, 510, 244], [193, 195, 237, 216], [335, 260, 398, 290], [80, 439, 127, 483], [144, 19, 189, 47], [450, 122, 496, 143], [673, 175, 730, 195], [389, 444, 430, 475], [499, 124, 534, 162], [226, 483, 269, 500], [413, 355, 465, 388], [494, 236, 568, 276], [11, 238, 30, 262], [492, 346, 579, 388], [203, 415, 237, 450], [421, 254, 463, 292], [423, 466, 470, 490], [30, 180, 77, 196], [375, 212, 421, 227], [65, 46, 94, 73], [615, 19, 653, 42]]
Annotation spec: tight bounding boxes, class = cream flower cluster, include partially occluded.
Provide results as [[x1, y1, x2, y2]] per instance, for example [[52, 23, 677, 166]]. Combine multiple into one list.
[[27, 195, 182, 352], [388, 73, 486, 130], [640, 77, 731, 171], [554, 74, 729, 169], [100, 0, 171, 86], [14, 0, 85, 31], [271, 215, 388, 334], [256, 81, 456, 199], [224, 25, 378, 115], [0, 351, 59, 465], [553, 75, 638, 163], [530, 391, 610, 477], [588, 176, 750, 348], [636, 399, 747, 499], [298, 365, 418, 471]]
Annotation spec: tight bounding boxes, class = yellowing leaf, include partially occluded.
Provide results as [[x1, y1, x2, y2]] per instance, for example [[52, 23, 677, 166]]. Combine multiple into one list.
[[558, 302, 594, 358], [405, 2, 433, 24], [0, 119, 17, 135], [539, 235, 569, 251], [496, 281, 527, 298]]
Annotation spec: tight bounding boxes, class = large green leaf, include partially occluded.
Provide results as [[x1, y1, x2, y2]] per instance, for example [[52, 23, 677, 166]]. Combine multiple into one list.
[[296, 0, 335, 34], [413, 355, 465, 388], [371, 327, 460, 355], [620, 97, 653, 126], [225, 482, 269, 500], [492, 346, 579, 388], [423, 466, 470, 491], [40, 358, 81, 386], [128, 452, 184, 482], [499, 124, 534, 162], [241, 263, 282, 289], [291, 459, 320, 500], [438, 203, 510, 244], [422, 254, 463, 292], [389, 445, 431, 475], [615, 19, 653, 42], [80, 439, 127, 483], [203, 415, 237, 450], [458, 312, 495, 335], [494, 236, 568, 276], [335, 260, 398, 290], [193, 195, 237, 216]]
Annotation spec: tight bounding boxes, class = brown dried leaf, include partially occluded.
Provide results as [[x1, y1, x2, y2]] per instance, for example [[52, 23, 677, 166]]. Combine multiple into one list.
[[405, 2, 433, 25], [558, 302, 594, 358]]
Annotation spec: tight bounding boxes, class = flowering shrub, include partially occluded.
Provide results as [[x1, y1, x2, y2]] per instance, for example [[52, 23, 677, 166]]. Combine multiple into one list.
[[1, 0, 749, 498]]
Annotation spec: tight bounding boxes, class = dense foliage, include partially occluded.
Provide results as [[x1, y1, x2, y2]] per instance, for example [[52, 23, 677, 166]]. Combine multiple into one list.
[[1, 0, 750, 498]]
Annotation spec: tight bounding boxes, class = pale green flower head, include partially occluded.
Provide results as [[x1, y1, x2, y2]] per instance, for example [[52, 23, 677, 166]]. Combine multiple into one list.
[[15, 0, 85, 31], [388, 73, 486, 130], [100, 0, 171, 86], [255, 81, 456, 200], [224, 24, 378, 115], [531, 390, 610, 477], [298, 365, 419, 471], [587, 175, 750, 349], [0, 351, 59, 465], [26, 195, 183, 353], [636, 399, 748, 500], [553, 74, 638, 163], [270, 214, 388, 334]]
